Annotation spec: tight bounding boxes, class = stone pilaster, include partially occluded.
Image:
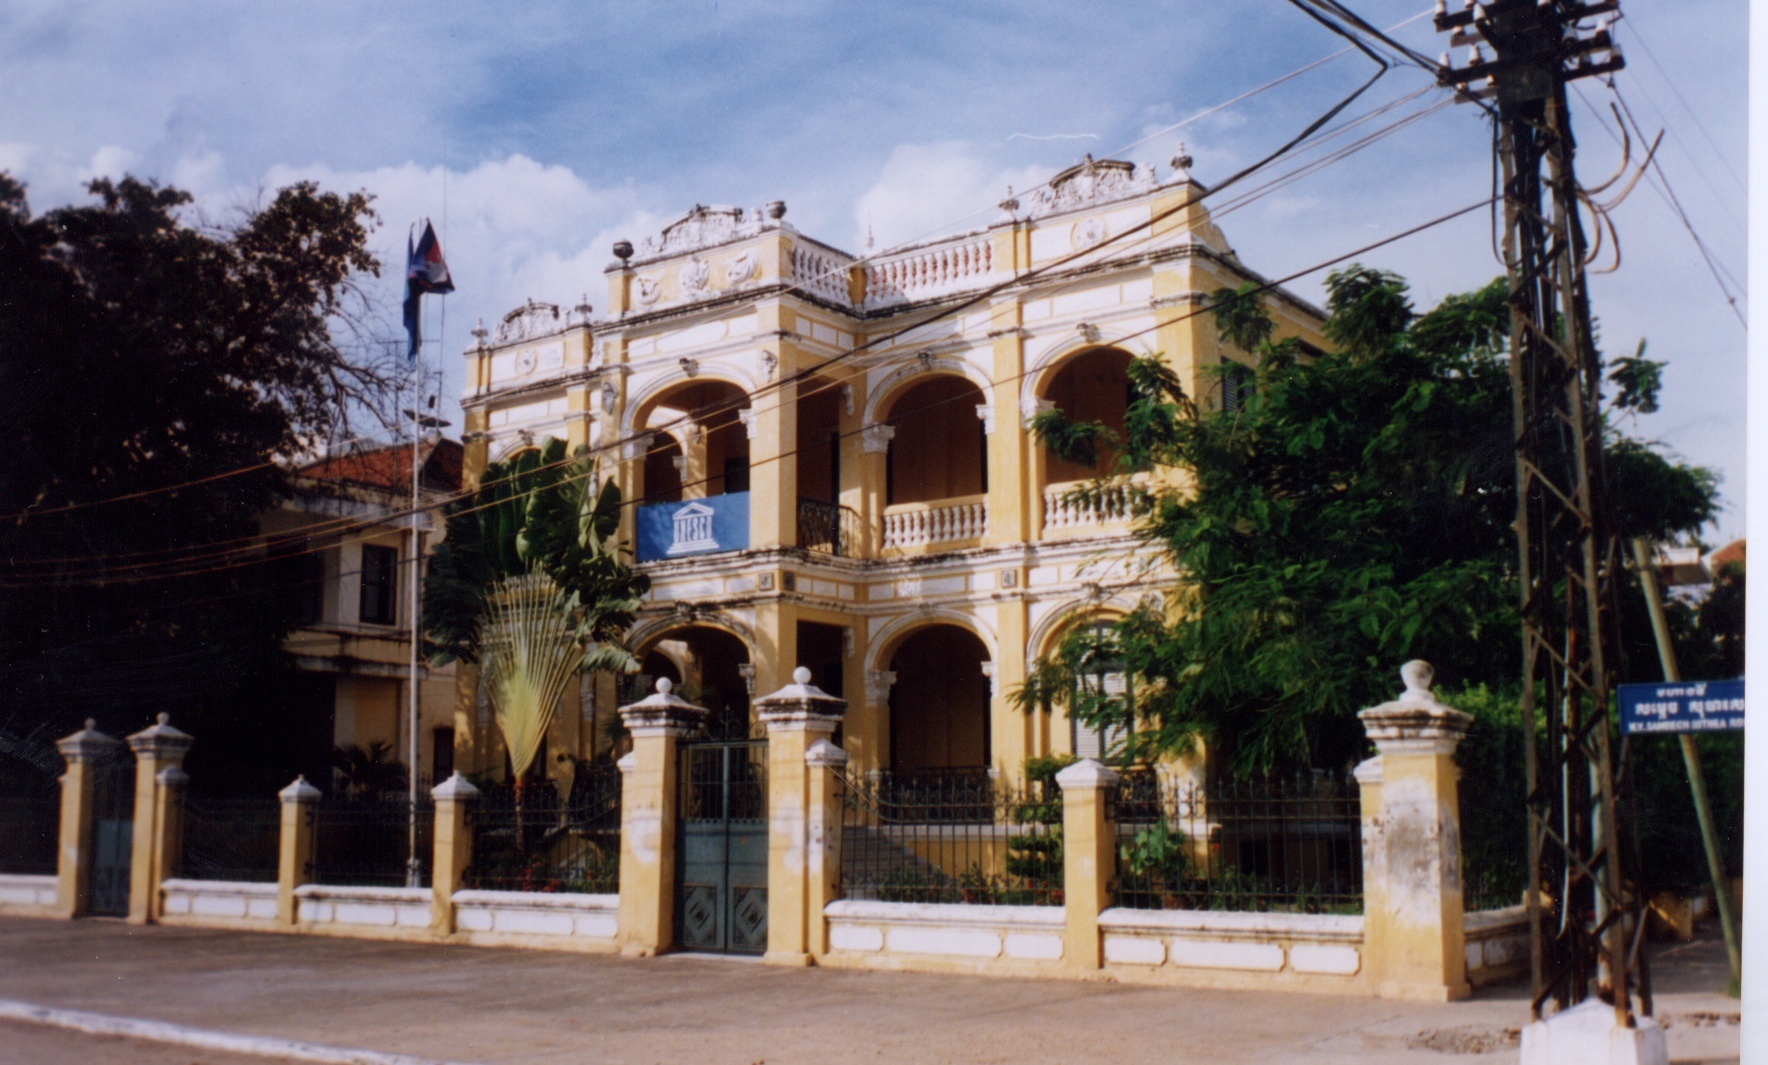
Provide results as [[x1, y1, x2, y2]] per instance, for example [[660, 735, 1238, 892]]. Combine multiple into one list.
[[52, 720, 122, 919], [1057, 758, 1118, 972], [804, 739, 848, 961], [615, 678, 707, 956], [1357, 660, 1472, 1002], [125, 714, 193, 924], [277, 776, 321, 926], [755, 667, 846, 966], [431, 772, 479, 935]]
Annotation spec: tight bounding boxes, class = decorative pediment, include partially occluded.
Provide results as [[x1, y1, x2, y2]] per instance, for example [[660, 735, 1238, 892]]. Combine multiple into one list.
[[639, 203, 770, 258], [1020, 155, 1158, 220], [495, 299, 562, 343]]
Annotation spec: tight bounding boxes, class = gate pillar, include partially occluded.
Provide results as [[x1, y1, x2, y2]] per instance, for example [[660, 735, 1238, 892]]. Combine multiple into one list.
[[125, 714, 193, 924], [52, 721, 123, 919], [616, 679, 707, 956], [1357, 661, 1472, 1002], [756, 666, 846, 966]]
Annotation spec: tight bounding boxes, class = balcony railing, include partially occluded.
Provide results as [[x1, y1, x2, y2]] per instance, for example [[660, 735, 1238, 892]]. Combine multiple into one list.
[[1041, 479, 1147, 533], [797, 497, 861, 557], [881, 494, 988, 550], [862, 236, 995, 309]]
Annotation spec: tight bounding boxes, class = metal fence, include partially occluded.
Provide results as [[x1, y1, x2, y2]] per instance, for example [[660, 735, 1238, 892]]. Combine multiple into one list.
[[0, 786, 60, 875], [840, 770, 1063, 906], [465, 762, 622, 894], [307, 795, 433, 888], [796, 498, 862, 558], [179, 796, 280, 882], [1113, 772, 1363, 914]]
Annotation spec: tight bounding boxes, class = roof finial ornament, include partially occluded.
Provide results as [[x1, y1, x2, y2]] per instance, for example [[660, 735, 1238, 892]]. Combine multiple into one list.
[[1171, 143, 1194, 176]]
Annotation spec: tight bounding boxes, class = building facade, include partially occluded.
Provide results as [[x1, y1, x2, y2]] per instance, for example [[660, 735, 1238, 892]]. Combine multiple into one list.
[[454, 156, 1327, 785], [266, 439, 462, 789]]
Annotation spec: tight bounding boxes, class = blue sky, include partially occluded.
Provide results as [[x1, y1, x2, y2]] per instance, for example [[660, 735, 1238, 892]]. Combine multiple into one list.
[[0, 0, 1747, 543]]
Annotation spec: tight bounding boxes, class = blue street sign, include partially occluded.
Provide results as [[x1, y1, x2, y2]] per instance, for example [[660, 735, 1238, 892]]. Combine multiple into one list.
[[1618, 679, 1745, 735]]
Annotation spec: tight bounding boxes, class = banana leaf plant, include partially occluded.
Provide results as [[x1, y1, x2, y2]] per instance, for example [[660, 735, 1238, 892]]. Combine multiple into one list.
[[424, 438, 649, 844]]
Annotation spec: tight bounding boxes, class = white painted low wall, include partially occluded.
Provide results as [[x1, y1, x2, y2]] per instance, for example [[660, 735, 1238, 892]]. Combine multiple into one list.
[[1098, 908, 1365, 987], [160, 879, 278, 928], [823, 900, 1066, 971], [450, 889, 619, 951], [294, 885, 431, 934], [0, 873, 56, 915], [1464, 905, 1528, 985]]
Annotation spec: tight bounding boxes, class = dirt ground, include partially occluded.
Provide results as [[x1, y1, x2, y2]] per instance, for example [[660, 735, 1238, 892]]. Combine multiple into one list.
[[0, 916, 1740, 1065]]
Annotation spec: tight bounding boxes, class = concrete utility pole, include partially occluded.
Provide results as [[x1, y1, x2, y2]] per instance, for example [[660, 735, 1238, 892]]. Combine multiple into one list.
[[1629, 538, 1741, 993], [1434, 0, 1644, 1032]]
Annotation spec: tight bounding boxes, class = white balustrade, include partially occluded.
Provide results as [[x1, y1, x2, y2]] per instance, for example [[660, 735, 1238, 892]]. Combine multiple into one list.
[[863, 237, 994, 307], [881, 497, 989, 549], [789, 246, 851, 304], [1041, 481, 1145, 532]]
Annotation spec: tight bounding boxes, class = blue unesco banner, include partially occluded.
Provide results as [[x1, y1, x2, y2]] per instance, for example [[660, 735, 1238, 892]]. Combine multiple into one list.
[[635, 492, 750, 562], [1618, 679, 1745, 735]]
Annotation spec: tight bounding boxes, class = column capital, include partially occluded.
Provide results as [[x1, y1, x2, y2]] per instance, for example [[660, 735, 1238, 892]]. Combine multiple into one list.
[[56, 720, 120, 763], [279, 775, 322, 804], [806, 739, 849, 768], [863, 669, 897, 705], [126, 713, 193, 761], [756, 667, 847, 732], [431, 772, 481, 802], [1055, 757, 1120, 792], [1357, 661, 1471, 757], [618, 677, 710, 737], [859, 423, 895, 454]]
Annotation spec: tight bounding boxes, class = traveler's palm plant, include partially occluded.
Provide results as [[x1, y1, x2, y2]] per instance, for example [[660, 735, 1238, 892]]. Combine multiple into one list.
[[425, 438, 649, 826]]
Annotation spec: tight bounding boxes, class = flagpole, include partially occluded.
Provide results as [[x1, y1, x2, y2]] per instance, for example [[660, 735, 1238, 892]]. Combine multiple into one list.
[[407, 348, 422, 888]]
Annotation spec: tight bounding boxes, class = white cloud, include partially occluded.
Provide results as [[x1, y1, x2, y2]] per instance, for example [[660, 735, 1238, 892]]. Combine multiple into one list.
[[853, 142, 1048, 253]]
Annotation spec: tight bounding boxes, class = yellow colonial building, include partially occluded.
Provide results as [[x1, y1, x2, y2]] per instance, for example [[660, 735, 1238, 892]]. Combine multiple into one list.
[[452, 156, 1326, 786]]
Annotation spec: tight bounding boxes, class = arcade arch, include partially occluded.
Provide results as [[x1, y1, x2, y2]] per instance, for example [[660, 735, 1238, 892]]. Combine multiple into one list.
[[632, 379, 751, 504], [884, 623, 992, 772], [881, 375, 988, 505]]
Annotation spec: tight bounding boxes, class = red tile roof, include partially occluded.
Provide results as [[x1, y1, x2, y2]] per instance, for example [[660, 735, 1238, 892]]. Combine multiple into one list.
[[297, 439, 463, 493]]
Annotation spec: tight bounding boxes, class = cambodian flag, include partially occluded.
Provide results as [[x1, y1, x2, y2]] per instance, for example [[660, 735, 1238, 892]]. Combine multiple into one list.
[[403, 220, 455, 364]]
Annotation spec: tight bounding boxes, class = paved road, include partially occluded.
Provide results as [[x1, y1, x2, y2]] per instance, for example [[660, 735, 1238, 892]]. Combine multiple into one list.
[[0, 1019, 305, 1065], [0, 917, 1740, 1064]]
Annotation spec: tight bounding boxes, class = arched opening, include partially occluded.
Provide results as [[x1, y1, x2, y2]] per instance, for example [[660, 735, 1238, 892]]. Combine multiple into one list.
[[884, 376, 988, 505], [1039, 347, 1134, 483], [636, 380, 751, 502], [644, 436, 684, 503], [795, 376, 856, 556], [887, 624, 991, 773], [629, 625, 753, 740]]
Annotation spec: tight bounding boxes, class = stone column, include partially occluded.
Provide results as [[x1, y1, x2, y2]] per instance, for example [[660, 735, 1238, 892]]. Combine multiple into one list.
[[1357, 660, 1472, 1002], [125, 714, 193, 925], [53, 720, 122, 919], [755, 667, 846, 966], [430, 773, 479, 935], [1057, 758, 1119, 972], [615, 678, 707, 956], [805, 739, 848, 961], [277, 776, 320, 926]]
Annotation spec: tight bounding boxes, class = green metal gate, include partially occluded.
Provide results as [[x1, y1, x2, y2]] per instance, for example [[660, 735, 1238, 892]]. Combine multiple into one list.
[[88, 751, 135, 917], [677, 740, 768, 954]]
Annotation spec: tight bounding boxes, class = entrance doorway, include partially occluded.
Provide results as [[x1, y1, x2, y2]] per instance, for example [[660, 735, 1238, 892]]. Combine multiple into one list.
[[676, 739, 768, 954], [88, 750, 135, 916]]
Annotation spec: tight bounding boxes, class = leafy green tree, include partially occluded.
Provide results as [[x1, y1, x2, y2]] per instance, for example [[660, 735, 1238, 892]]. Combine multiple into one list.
[[423, 438, 649, 810], [0, 174, 390, 792], [1017, 266, 1718, 773]]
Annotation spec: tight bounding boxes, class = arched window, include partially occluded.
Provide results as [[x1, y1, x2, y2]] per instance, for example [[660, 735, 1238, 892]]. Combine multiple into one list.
[[884, 376, 988, 505], [1069, 621, 1132, 763]]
